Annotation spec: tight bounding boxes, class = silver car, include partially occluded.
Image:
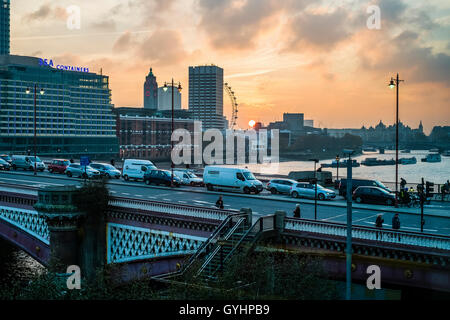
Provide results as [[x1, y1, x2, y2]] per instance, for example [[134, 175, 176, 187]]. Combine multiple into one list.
[[266, 179, 298, 194], [89, 163, 121, 179], [290, 183, 336, 200], [65, 164, 100, 178], [11, 155, 46, 171]]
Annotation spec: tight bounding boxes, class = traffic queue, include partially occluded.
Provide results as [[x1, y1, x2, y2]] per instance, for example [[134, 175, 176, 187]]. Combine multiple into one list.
[[0, 154, 431, 207]]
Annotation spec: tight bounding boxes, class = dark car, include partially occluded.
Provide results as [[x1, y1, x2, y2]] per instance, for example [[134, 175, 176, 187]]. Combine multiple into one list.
[[0, 158, 11, 170], [0, 154, 12, 164], [352, 186, 395, 206], [48, 159, 71, 174], [338, 178, 391, 198], [143, 169, 181, 187]]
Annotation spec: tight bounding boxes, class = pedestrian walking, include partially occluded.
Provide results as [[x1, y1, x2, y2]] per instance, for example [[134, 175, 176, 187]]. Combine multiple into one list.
[[400, 178, 407, 190], [293, 204, 301, 218], [392, 213, 401, 241], [110, 158, 115, 166], [392, 213, 400, 230], [375, 214, 384, 240], [215, 196, 224, 209], [375, 214, 384, 228]]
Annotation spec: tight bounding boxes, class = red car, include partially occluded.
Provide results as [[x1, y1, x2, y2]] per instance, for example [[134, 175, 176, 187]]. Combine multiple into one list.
[[48, 159, 70, 174]]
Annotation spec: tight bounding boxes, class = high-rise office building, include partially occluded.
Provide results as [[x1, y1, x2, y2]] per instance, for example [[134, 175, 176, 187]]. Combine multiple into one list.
[[143, 68, 158, 109], [0, 55, 118, 157], [157, 85, 181, 111], [189, 65, 226, 130], [0, 0, 10, 55]]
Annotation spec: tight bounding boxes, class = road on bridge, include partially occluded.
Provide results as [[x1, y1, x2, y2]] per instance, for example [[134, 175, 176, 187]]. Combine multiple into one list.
[[1, 171, 449, 235]]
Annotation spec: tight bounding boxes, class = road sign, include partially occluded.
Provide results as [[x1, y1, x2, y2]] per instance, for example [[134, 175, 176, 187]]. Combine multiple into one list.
[[80, 156, 90, 166]]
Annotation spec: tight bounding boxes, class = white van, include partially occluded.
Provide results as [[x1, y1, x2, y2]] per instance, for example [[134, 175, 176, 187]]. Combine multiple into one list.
[[203, 166, 263, 194], [122, 159, 156, 181], [173, 169, 204, 186]]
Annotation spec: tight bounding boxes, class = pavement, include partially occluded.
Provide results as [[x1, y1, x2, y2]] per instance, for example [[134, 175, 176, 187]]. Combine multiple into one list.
[[1, 170, 449, 235]]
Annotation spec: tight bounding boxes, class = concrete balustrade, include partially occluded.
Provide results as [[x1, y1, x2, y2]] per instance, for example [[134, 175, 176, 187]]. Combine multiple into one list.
[[284, 218, 450, 250], [109, 197, 236, 221]]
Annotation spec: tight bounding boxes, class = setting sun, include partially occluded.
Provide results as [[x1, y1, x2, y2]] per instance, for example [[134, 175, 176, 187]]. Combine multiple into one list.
[[248, 120, 256, 128]]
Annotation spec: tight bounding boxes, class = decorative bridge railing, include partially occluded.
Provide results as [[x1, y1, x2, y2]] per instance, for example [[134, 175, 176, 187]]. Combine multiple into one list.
[[284, 217, 450, 251], [0, 205, 49, 244], [106, 196, 237, 264], [109, 196, 237, 221]]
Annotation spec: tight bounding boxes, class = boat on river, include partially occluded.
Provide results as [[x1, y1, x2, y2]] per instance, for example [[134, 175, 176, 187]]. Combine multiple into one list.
[[421, 153, 441, 163], [398, 157, 417, 165], [321, 159, 360, 168], [361, 157, 396, 166]]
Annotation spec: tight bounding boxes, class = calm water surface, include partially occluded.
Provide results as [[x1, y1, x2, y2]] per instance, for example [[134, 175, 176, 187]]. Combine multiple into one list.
[[227, 150, 450, 184]]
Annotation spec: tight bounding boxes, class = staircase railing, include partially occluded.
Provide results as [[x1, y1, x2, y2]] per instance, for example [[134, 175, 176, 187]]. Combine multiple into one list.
[[157, 212, 249, 279], [207, 214, 277, 278], [197, 217, 247, 277]]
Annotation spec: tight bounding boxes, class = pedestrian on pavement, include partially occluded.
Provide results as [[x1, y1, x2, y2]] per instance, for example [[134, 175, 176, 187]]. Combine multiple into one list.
[[400, 178, 407, 190], [215, 196, 224, 209], [392, 213, 401, 230], [293, 204, 301, 218], [375, 214, 384, 240], [70, 158, 74, 164], [110, 158, 115, 166], [375, 214, 384, 228], [392, 213, 401, 241]]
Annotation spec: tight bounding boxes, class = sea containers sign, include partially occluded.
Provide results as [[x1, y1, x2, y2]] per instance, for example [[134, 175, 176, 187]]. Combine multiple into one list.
[[39, 58, 89, 73]]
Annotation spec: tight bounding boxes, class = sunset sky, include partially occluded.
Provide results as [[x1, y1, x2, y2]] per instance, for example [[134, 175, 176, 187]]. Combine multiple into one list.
[[10, 0, 450, 133]]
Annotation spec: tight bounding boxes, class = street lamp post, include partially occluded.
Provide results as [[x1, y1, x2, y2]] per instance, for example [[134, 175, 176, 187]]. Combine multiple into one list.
[[389, 74, 404, 208], [309, 158, 319, 220], [163, 80, 182, 187], [26, 85, 44, 176], [336, 154, 340, 182], [343, 149, 354, 300]]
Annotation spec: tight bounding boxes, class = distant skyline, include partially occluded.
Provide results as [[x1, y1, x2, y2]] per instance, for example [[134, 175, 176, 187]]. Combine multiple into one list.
[[10, 0, 450, 134]]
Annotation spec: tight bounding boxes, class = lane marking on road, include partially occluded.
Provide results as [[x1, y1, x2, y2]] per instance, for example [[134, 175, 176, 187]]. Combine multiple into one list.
[[353, 213, 381, 223], [110, 191, 117, 193], [0, 177, 64, 186], [178, 201, 187, 204], [163, 198, 171, 201], [321, 214, 347, 221], [135, 194, 143, 197], [121, 193, 130, 196]]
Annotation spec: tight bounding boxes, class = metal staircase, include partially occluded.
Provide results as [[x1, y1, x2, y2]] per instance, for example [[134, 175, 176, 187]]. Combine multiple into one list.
[[155, 209, 282, 285], [195, 214, 278, 282]]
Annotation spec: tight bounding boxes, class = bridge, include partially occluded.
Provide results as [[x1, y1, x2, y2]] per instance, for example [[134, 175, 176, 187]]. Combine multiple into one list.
[[0, 184, 449, 293]]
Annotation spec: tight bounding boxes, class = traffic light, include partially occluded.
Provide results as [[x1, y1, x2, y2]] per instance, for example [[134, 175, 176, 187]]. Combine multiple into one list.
[[425, 181, 434, 197]]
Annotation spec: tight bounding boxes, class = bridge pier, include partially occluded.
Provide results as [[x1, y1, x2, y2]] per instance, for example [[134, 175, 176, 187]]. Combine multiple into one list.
[[34, 186, 106, 280]]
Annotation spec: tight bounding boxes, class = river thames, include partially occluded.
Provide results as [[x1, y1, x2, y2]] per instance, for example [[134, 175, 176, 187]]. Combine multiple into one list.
[[228, 150, 450, 184]]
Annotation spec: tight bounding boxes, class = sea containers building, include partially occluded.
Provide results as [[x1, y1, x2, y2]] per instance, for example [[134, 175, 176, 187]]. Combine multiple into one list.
[[0, 55, 118, 158]]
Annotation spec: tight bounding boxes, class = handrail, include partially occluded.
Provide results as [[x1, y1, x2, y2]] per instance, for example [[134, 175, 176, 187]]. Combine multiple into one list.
[[196, 217, 246, 276], [158, 212, 249, 279], [208, 214, 276, 277], [109, 196, 238, 221], [284, 217, 450, 250]]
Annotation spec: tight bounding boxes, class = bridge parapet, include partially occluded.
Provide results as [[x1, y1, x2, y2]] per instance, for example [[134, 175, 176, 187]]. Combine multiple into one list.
[[284, 218, 450, 251], [109, 197, 236, 222], [0, 205, 49, 244]]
